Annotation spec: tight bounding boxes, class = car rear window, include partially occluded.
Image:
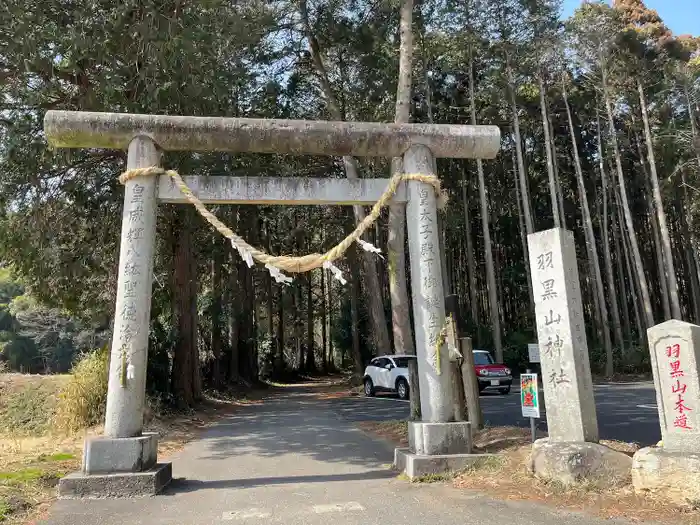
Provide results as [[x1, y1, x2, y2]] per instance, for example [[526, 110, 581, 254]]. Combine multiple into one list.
[[473, 352, 494, 365], [393, 357, 415, 368]]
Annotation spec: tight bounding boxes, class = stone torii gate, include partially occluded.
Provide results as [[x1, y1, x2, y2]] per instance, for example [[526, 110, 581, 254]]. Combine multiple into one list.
[[43, 110, 500, 496]]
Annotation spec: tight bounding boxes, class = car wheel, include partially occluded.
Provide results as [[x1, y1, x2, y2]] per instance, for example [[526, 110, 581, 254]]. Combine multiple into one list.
[[364, 378, 375, 397], [396, 378, 409, 400], [499, 386, 511, 395]]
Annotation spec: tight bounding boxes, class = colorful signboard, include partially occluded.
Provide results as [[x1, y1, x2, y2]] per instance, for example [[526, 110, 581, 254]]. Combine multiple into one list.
[[521, 373, 540, 418]]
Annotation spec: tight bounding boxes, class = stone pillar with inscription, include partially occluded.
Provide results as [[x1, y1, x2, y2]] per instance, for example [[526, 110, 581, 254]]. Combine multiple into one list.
[[394, 145, 476, 480], [104, 136, 160, 439], [527, 228, 631, 487], [528, 228, 598, 442], [632, 320, 700, 505], [59, 136, 172, 498]]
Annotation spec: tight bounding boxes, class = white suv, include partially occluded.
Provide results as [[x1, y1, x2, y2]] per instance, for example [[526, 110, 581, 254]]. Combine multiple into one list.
[[363, 355, 414, 400]]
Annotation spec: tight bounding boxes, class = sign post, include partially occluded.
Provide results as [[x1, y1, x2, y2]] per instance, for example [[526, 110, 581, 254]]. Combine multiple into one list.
[[521, 372, 540, 442], [527, 343, 540, 364]]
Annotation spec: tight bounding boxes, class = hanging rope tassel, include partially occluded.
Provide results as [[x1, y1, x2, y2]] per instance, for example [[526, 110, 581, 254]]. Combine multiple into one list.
[[118, 168, 447, 284]]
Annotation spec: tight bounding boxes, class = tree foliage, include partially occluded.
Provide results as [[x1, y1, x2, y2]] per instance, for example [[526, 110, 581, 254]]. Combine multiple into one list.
[[0, 0, 698, 402]]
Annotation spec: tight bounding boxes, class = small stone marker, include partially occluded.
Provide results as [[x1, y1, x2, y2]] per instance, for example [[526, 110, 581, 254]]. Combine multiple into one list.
[[632, 320, 700, 504], [527, 228, 598, 443], [647, 320, 700, 453]]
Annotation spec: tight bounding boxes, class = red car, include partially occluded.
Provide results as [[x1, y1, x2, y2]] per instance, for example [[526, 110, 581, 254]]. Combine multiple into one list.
[[473, 350, 512, 395]]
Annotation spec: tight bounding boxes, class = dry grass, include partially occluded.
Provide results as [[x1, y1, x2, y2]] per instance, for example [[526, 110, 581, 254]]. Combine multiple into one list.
[[0, 373, 266, 524], [358, 420, 409, 447], [53, 348, 109, 433], [359, 421, 699, 524], [0, 374, 70, 437]]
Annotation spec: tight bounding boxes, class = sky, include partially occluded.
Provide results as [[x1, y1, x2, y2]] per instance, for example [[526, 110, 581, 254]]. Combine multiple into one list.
[[562, 0, 699, 37]]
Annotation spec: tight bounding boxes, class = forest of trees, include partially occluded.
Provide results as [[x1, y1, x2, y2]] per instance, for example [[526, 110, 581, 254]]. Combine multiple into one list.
[[0, 0, 698, 405]]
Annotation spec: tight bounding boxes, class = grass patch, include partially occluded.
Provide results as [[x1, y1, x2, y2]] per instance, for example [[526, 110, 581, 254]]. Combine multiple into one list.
[[412, 472, 452, 483], [0, 500, 10, 522], [0, 468, 44, 483], [0, 377, 65, 436], [460, 454, 507, 474], [37, 453, 75, 462]]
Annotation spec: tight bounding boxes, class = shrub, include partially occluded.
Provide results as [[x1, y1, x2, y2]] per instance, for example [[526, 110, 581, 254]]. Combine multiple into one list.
[[53, 346, 109, 433]]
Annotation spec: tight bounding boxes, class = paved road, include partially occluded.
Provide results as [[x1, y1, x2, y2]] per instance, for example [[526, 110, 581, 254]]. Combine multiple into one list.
[[41, 387, 635, 525], [339, 381, 661, 446]]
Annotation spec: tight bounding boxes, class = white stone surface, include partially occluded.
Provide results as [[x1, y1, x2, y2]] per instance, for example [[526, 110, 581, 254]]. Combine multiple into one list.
[[632, 446, 700, 505], [157, 175, 408, 205], [44, 110, 501, 159], [408, 421, 472, 455], [104, 136, 160, 438], [527, 228, 598, 442], [647, 319, 700, 453], [404, 145, 452, 423], [82, 433, 158, 474]]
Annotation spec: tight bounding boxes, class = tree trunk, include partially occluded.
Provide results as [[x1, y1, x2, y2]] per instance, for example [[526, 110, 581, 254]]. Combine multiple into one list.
[[295, 280, 304, 373], [387, 0, 415, 356], [320, 264, 328, 371], [616, 186, 645, 345], [461, 169, 479, 327], [437, 215, 451, 295], [228, 258, 240, 382], [630, 120, 670, 321], [348, 247, 363, 376], [171, 208, 195, 408], [210, 238, 223, 389], [638, 79, 681, 319], [603, 71, 654, 328], [539, 73, 560, 228], [593, 110, 625, 351], [685, 80, 700, 173], [563, 82, 613, 375], [550, 111, 566, 228], [513, 148, 535, 315], [681, 82, 700, 314], [265, 221, 275, 376], [327, 270, 335, 369], [299, 0, 391, 355], [509, 61, 534, 235], [682, 171, 700, 323], [238, 210, 258, 383], [306, 271, 316, 373], [275, 284, 285, 376], [612, 202, 632, 344], [470, 51, 502, 362]]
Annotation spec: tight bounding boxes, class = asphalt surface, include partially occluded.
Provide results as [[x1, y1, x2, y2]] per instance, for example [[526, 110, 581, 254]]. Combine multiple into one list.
[[342, 381, 661, 446], [39, 385, 645, 525]]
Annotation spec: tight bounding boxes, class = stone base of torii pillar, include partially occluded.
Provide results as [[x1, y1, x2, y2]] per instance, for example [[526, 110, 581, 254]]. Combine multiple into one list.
[[632, 320, 700, 506]]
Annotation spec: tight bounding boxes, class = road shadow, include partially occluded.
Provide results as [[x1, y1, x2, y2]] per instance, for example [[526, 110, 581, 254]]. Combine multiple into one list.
[[193, 389, 396, 471], [164, 469, 396, 495], [333, 385, 661, 446]]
